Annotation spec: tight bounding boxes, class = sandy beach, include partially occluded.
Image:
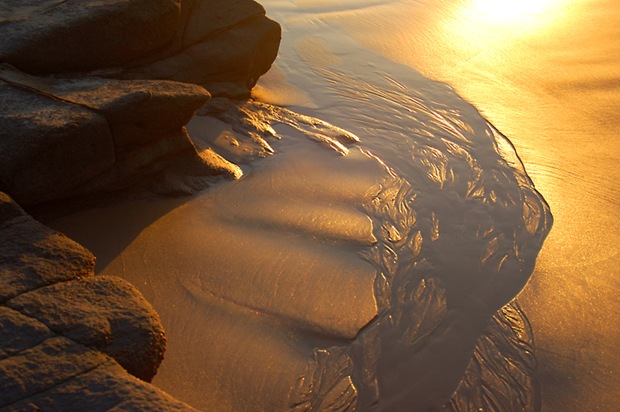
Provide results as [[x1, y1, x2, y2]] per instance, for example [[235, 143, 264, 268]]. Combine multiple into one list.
[[45, 0, 618, 410]]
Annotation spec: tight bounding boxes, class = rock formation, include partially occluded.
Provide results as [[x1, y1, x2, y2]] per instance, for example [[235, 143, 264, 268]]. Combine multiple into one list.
[[0, 64, 241, 208], [111, 0, 282, 97], [0, 192, 196, 411], [0, 0, 181, 74], [0, 0, 282, 409], [0, 0, 281, 97], [0, 0, 280, 209]]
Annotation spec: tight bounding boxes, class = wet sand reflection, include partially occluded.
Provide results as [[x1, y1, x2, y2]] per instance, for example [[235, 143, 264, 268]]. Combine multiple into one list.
[[333, 0, 619, 409]]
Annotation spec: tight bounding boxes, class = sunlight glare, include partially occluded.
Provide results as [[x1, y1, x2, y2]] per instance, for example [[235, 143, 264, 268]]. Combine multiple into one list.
[[469, 0, 561, 23]]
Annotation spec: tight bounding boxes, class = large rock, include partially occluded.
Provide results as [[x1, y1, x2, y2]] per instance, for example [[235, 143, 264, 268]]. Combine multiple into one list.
[[0, 192, 96, 303], [0, 72, 115, 207], [0, 65, 239, 208], [115, 0, 282, 96], [0, 0, 182, 74], [3, 357, 197, 411], [0, 192, 193, 411], [8, 276, 166, 382], [0, 307, 54, 360], [178, 0, 267, 47], [0, 0, 281, 96]]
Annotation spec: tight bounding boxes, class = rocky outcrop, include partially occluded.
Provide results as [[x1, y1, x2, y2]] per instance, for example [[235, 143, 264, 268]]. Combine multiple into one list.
[[0, 0, 280, 207], [0, 0, 281, 96], [0, 0, 182, 74], [113, 0, 282, 96], [8, 276, 166, 382], [0, 192, 95, 302], [0, 0, 282, 408], [0, 192, 196, 411], [0, 64, 240, 208]]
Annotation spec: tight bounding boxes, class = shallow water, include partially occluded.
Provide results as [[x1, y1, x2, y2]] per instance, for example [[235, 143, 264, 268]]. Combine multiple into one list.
[[48, 0, 617, 411], [255, 1, 619, 410]]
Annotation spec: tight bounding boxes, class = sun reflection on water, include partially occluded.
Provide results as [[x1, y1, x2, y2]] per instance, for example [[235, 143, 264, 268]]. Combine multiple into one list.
[[467, 0, 563, 23]]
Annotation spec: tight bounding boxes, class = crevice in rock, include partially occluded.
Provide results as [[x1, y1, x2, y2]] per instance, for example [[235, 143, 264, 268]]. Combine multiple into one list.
[[0, 271, 93, 306], [1, 360, 112, 410], [0, 72, 107, 116], [180, 0, 198, 50], [4, 289, 138, 380]]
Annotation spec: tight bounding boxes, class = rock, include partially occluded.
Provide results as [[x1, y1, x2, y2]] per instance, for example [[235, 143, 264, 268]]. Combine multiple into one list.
[[0, 191, 30, 225], [178, 0, 267, 47], [0, 1, 278, 209], [0, 65, 239, 208], [0, 0, 281, 96], [0, 307, 54, 360], [0, 332, 195, 411], [0, 192, 96, 304], [8, 276, 166, 382], [0, 70, 115, 206], [0, 0, 182, 74], [0, 192, 194, 410], [3, 359, 196, 411], [0, 336, 111, 406], [102, 0, 282, 96]]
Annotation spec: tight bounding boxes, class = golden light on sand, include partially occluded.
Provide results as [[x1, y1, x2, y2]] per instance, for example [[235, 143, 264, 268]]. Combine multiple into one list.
[[468, 0, 561, 23]]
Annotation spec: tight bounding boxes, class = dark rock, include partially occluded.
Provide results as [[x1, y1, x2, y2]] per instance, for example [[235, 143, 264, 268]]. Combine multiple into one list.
[[0, 72, 115, 206], [178, 0, 267, 47], [0, 192, 95, 304], [0, 192, 194, 410], [0, 67, 208, 138], [4, 360, 197, 411], [0, 336, 110, 406], [0, 191, 28, 225], [0, 0, 182, 74], [103, 0, 282, 96], [0, 0, 281, 96], [0, 192, 164, 381], [8, 276, 167, 382], [0, 65, 239, 208], [0, 307, 54, 360]]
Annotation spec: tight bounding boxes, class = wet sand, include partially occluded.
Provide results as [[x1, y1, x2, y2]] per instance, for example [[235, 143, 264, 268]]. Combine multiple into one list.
[[323, 0, 620, 409], [49, 131, 386, 409]]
